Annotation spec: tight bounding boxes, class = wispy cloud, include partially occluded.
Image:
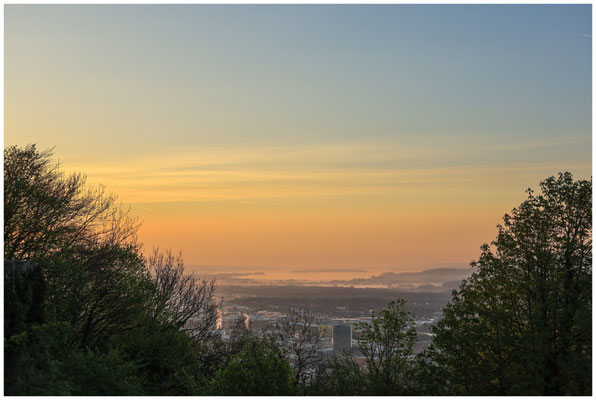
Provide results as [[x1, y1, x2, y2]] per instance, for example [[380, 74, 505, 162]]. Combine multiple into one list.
[[61, 140, 591, 205]]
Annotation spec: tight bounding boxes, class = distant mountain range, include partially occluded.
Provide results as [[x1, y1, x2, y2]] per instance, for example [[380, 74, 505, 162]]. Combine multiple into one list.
[[197, 267, 474, 291], [326, 268, 474, 289]]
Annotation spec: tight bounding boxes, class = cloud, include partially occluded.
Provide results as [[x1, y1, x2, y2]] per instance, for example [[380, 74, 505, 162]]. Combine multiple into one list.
[[60, 140, 591, 205], [580, 33, 592, 37]]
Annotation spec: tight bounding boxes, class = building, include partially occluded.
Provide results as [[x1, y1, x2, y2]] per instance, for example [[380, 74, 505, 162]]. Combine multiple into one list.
[[333, 324, 352, 354]]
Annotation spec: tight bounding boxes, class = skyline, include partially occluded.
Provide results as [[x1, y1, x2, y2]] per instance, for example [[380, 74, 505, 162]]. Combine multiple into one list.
[[5, 5, 592, 279]]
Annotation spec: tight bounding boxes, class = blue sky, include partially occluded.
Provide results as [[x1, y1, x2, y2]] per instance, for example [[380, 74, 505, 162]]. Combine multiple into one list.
[[6, 5, 591, 153]]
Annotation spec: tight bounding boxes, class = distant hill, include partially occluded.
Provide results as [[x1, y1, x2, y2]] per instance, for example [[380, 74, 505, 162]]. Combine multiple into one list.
[[204, 267, 474, 290], [326, 267, 473, 289]]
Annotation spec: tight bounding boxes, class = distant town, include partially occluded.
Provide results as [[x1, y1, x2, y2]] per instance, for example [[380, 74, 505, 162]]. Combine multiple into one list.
[[212, 283, 455, 362]]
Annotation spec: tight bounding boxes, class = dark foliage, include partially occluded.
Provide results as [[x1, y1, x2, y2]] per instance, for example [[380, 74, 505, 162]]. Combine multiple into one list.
[[4, 145, 591, 396], [424, 172, 592, 395], [207, 338, 298, 396]]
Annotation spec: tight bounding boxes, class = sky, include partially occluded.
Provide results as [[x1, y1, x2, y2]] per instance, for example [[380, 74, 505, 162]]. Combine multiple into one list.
[[5, 5, 592, 280]]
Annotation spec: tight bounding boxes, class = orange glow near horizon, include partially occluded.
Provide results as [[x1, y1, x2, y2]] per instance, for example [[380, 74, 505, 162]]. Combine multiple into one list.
[[48, 145, 591, 280]]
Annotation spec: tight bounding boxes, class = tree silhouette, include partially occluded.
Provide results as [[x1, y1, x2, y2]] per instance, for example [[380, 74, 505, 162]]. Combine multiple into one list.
[[265, 308, 324, 388], [427, 172, 591, 395], [4, 145, 139, 261], [147, 248, 219, 341]]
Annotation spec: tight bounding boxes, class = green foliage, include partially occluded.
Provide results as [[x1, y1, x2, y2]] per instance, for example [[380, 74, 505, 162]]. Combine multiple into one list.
[[307, 353, 368, 395], [4, 144, 151, 349], [208, 338, 298, 396], [5, 322, 143, 395], [113, 320, 205, 395], [3, 146, 192, 395], [60, 348, 143, 395], [357, 298, 417, 394], [4, 322, 74, 395], [4, 264, 46, 339], [43, 244, 155, 349], [427, 172, 592, 395]]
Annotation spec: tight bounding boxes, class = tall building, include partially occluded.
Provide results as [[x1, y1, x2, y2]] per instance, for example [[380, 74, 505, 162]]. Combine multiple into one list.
[[333, 324, 352, 354]]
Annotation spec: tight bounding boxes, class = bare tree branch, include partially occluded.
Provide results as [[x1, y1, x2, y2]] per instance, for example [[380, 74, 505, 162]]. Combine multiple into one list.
[[147, 248, 220, 341]]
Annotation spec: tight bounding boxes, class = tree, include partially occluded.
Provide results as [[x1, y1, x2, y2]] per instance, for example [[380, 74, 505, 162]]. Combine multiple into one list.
[[147, 248, 219, 341], [5, 262, 46, 339], [4, 145, 139, 261], [227, 314, 252, 352], [4, 322, 74, 395], [58, 348, 143, 395], [356, 299, 417, 394], [309, 299, 417, 395], [427, 172, 591, 395], [48, 244, 154, 348], [4, 145, 223, 395], [207, 338, 298, 396], [4, 145, 151, 348], [112, 319, 204, 395], [307, 353, 368, 396], [5, 323, 144, 396], [265, 308, 324, 388]]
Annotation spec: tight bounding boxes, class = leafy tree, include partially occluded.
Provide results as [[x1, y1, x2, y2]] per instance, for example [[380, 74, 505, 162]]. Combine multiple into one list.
[[5, 263, 46, 339], [311, 299, 417, 395], [4, 146, 162, 393], [4, 145, 139, 261], [208, 338, 298, 395], [4, 322, 74, 395], [427, 172, 591, 395], [307, 353, 368, 396], [112, 320, 204, 395], [190, 314, 256, 383], [357, 299, 417, 394], [5, 322, 144, 396], [4, 146, 237, 396], [59, 348, 143, 395], [4, 145, 151, 348], [43, 244, 155, 349]]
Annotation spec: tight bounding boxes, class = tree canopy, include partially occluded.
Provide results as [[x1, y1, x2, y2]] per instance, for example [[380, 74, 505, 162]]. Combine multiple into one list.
[[4, 146, 220, 395], [425, 172, 591, 395], [4, 145, 139, 261]]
